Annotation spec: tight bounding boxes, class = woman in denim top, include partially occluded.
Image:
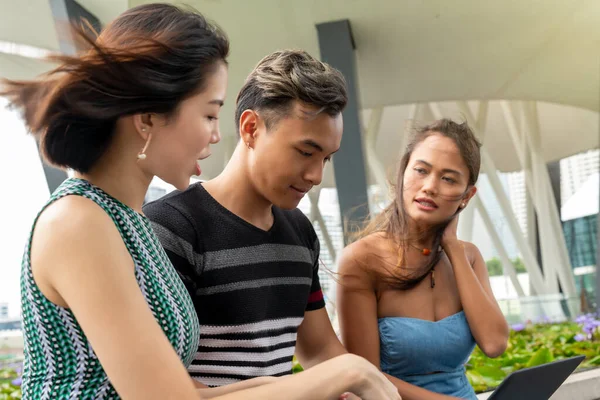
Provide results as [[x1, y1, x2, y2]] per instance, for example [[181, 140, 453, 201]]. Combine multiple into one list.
[[337, 119, 509, 400]]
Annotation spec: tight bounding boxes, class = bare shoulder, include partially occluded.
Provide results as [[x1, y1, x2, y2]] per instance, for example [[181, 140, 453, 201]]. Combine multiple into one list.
[[35, 195, 119, 244], [340, 233, 381, 268], [458, 240, 483, 266], [32, 195, 128, 277], [338, 233, 396, 284]]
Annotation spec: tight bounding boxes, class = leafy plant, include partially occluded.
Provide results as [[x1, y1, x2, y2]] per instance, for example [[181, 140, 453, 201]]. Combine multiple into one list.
[[0, 365, 21, 400], [292, 355, 303, 373], [466, 314, 600, 393], [486, 257, 527, 276]]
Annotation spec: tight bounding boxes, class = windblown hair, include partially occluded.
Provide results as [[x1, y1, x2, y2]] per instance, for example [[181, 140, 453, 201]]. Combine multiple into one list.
[[356, 118, 482, 290], [1, 3, 229, 173], [234, 49, 348, 133]]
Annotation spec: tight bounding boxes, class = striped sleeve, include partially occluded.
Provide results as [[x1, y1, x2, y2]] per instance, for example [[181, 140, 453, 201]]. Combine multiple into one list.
[[143, 200, 203, 297], [306, 233, 325, 311]]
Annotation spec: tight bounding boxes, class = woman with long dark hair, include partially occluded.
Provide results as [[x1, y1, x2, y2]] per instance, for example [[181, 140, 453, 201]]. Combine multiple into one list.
[[3, 4, 400, 400], [337, 119, 509, 399]]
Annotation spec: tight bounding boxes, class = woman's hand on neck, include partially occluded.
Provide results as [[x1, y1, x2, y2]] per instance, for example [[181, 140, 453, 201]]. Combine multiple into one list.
[[441, 214, 460, 249]]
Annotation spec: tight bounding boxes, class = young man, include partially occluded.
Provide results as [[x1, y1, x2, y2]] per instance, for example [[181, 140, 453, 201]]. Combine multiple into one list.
[[144, 50, 351, 387]]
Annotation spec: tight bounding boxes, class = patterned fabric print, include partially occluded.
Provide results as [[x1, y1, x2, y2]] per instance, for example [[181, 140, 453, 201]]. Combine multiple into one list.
[[20, 178, 200, 399]]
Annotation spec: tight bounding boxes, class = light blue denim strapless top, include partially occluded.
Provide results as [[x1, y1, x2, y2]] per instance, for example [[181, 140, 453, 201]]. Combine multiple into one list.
[[379, 311, 477, 399]]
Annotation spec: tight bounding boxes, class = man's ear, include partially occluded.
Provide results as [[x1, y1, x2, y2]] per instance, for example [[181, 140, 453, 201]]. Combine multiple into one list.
[[239, 109, 262, 149]]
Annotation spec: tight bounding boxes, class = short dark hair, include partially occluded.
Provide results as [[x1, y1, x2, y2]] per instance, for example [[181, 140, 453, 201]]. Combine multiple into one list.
[[1, 3, 229, 173], [234, 50, 348, 134]]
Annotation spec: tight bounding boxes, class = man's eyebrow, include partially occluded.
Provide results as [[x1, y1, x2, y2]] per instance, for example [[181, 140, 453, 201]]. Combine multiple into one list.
[[299, 139, 323, 152]]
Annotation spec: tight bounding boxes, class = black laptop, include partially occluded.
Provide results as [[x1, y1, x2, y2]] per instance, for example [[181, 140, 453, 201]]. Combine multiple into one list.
[[485, 355, 585, 400]]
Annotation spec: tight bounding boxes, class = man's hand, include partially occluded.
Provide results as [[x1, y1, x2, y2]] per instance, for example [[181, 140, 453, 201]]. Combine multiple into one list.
[[339, 393, 362, 400]]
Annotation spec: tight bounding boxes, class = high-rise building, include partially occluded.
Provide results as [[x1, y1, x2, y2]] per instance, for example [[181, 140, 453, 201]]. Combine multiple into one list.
[[506, 171, 528, 237], [560, 150, 599, 273], [499, 148, 599, 245], [298, 189, 344, 298], [467, 174, 521, 261], [313, 214, 344, 295], [560, 149, 599, 205]]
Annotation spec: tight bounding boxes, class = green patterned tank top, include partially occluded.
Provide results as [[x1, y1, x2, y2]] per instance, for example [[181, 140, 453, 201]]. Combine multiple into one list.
[[20, 178, 200, 399]]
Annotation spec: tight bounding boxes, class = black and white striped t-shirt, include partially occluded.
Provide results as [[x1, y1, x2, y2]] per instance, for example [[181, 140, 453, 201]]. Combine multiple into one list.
[[143, 182, 325, 387]]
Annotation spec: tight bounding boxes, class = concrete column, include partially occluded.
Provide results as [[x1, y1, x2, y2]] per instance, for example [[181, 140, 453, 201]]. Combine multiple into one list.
[[316, 20, 369, 245]]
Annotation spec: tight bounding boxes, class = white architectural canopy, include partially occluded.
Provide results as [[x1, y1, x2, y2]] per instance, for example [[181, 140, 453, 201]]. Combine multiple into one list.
[[1, 0, 598, 313], [1, 1, 598, 184]]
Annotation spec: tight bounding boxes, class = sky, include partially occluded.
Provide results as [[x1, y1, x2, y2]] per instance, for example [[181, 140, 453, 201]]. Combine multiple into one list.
[[0, 98, 50, 318]]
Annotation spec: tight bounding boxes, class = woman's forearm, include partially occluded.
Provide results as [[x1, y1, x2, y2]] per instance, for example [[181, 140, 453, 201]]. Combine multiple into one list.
[[204, 365, 355, 400], [444, 241, 508, 357], [197, 376, 279, 399]]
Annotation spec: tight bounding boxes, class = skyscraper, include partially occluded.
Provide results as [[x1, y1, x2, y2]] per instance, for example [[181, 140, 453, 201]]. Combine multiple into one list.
[[560, 149, 599, 205]]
